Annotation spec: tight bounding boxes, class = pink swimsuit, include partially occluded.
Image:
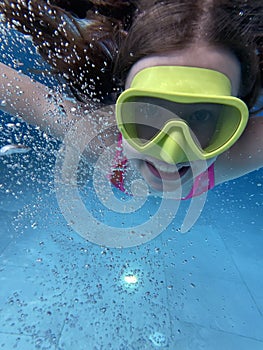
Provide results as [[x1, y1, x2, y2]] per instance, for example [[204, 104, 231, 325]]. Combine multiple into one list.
[[110, 134, 215, 199]]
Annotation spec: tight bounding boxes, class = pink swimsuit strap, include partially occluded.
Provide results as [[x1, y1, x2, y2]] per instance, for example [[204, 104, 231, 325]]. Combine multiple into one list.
[[181, 163, 215, 200], [109, 134, 215, 199], [108, 134, 129, 193]]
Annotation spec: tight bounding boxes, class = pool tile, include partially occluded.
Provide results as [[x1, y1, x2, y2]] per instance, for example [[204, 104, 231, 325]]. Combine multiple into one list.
[[0, 213, 98, 270], [161, 224, 241, 281], [57, 241, 173, 349], [0, 265, 69, 340], [169, 319, 263, 350], [0, 210, 17, 254], [58, 297, 172, 350], [0, 332, 56, 350], [165, 265, 263, 340], [217, 223, 263, 314], [160, 225, 263, 340]]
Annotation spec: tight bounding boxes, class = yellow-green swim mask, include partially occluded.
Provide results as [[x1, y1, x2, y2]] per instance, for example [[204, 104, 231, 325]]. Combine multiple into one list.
[[116, 66, 249, 164]]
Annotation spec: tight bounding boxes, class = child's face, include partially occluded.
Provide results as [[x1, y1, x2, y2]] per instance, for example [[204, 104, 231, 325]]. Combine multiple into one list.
[[123, 44, 241, 194]]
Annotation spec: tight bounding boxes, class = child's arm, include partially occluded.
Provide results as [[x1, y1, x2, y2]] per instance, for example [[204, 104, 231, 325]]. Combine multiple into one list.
[[215, 116, 263, 184], [0, 62, 78, 139], [0, 62, 117, 154]]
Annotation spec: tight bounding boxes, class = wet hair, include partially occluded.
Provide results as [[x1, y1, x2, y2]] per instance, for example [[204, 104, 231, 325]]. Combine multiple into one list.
[[0, 0, 137, 103], [115, 0, 263, 112], [0, 0, 262, 111]]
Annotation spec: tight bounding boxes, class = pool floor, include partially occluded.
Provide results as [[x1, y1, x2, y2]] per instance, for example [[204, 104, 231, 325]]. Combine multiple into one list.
[[0, 171, 262, 350]]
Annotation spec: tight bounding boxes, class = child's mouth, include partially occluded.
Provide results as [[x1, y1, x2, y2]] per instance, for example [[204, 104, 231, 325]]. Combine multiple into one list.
[[145, 161, 190, 180]]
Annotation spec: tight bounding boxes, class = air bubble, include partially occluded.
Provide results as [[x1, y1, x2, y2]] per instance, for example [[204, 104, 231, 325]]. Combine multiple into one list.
[[149, 332, 168, 347], [31, 222, 38, 229]]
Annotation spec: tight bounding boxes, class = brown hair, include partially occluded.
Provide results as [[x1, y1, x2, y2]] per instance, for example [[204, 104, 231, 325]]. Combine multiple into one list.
[[115, 0, 263, 111], [0, 0, 262, 111], [0, 0, 136, 103]]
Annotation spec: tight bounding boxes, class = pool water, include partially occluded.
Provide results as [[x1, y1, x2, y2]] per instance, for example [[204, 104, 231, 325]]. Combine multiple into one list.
[[0, 124, 262, 350], [0, 24, 262, 350]]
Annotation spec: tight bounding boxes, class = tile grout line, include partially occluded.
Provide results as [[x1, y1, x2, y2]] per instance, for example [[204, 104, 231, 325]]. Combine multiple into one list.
[[54, 310, 70, 350], [161, 233, 177, 342]]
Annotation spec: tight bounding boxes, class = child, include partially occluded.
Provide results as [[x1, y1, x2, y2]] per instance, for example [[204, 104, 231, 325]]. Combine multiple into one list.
[[0, 0, 262, 199]]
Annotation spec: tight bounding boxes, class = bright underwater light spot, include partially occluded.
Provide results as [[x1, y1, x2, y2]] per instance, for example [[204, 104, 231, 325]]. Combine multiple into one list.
[[123, 274, 138, 284], [121, 269, 142, 291]]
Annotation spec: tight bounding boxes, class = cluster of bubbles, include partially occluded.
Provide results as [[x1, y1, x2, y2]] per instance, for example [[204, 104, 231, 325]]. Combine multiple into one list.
[[0, 20, 61, 226]]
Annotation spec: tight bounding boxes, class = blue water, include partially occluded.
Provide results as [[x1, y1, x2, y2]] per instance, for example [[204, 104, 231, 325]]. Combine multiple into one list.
[[0, 26, 262, 350], [0, 149, 262, 350]]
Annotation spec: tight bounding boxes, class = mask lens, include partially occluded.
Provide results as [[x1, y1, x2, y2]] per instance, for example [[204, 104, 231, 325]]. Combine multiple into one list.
[[186, 106, 220, 149], [133, 100, 175, 143], [120, 97, 226, 150]]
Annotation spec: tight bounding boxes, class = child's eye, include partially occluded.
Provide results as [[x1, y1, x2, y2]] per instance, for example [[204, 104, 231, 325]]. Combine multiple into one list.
[[189, 110, 213, 122]]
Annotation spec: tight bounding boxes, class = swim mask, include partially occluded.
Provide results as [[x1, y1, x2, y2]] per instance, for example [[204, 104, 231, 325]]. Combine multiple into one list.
[[115, 66, 249, 164]]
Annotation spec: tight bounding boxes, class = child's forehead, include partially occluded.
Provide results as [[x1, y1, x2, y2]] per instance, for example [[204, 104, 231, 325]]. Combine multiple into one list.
[[125, 44, 241, 96]]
